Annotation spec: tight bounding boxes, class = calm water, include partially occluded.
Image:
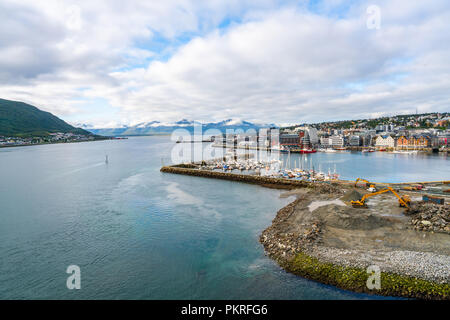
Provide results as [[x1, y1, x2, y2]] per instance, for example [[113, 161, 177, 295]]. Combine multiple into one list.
[[0, 136, 447, 299], [278, 149, 449, 183]]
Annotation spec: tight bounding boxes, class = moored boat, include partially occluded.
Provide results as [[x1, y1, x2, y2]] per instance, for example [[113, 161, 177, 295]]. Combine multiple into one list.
[[291, 148, 317, 154]]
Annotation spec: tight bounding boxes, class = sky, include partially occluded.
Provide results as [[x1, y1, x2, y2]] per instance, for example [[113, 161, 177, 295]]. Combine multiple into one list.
[[0, 0, 449, 128]]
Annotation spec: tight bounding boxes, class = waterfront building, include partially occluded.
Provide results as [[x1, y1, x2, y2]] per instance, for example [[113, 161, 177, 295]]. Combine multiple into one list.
[[375, 135, 395, 148], [349, 135, 361, 146], [396, 135, 431, 148], [360, 134, 372, 147], [320, 136, 331, 147], [330, 135, 344, 147], [305, 127, 319, 146], [396, 135, 408, 148], [280, 133, 301, 147], [410, 135, 431, 147], [300, 133, 310, 148], [436, 133, 449, 147]]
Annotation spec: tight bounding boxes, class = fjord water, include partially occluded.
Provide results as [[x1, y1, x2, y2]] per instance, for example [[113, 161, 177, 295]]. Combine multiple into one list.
[[0, 137, 447, 299]]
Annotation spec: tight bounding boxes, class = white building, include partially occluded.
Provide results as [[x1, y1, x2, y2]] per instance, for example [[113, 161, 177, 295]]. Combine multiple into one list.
[[330, 135, 344, 147], [320, 137, 331, 147], [305, 127, 319, 145], [375, 135, 395, 148]]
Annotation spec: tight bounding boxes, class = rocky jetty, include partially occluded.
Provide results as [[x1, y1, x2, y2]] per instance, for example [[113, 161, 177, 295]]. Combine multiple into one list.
[[160, 165, 311, 189]]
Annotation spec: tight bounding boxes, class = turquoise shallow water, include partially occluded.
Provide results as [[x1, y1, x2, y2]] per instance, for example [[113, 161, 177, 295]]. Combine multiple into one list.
[[0, 136, 447, 299]]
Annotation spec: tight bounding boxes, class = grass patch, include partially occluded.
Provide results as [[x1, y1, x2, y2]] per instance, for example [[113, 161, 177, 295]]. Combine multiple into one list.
[[284, 252, 450, 300]]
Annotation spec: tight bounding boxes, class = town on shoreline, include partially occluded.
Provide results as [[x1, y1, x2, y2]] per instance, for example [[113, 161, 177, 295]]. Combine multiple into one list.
[[212, 112, 449, 154], [0, 132, 116, 148]]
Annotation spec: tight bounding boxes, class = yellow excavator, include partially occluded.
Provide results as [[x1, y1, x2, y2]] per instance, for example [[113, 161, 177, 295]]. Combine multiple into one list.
[[351, 186, 410, 208], [354, 178, 376, 191]]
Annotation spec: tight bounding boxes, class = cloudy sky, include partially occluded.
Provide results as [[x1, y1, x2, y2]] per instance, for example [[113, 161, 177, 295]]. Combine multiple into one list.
[[1, 0, 449, 127]]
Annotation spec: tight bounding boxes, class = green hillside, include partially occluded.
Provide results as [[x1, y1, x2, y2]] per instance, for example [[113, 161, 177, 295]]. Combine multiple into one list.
[[0, 98, 90, 137]]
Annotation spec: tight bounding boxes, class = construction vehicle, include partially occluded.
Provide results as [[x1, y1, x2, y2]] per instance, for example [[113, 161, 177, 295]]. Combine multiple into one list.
[[354, 178, 377, 192], [351, 187, 410, 208], [402, 184, 424, 191], [422, 195, 444, 205]]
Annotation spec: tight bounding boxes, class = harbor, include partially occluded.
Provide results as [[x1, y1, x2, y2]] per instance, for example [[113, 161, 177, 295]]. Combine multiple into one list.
[[169, 138, 448, 183]]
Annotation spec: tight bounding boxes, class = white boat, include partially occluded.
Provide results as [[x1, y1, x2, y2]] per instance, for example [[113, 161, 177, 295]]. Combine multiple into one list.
[[391, 150, 415, 154]]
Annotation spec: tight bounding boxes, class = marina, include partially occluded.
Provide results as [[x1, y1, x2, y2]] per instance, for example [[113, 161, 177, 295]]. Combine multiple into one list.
[[196, 155, 340, 181], [173, 140, 448, 183]]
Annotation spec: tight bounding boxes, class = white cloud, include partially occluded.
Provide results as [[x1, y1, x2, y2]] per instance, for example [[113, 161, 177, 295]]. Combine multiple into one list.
[[0, 0, 449, 126]]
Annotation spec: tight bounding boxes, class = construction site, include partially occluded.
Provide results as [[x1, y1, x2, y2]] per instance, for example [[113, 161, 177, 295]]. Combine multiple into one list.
[[260, 178, 450, 299]]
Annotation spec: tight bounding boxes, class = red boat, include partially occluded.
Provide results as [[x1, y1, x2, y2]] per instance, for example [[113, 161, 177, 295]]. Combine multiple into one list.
[[293, 149, 317, 154]]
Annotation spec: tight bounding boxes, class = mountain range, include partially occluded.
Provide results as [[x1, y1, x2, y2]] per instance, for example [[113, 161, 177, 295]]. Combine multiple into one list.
[[0, 97, 274, 137], [0, 98, 91, 137], [81, 119, 276, 136]]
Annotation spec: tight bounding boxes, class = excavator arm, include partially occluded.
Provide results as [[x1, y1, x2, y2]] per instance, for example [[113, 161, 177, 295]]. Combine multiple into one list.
[[351, 188, 390, 207], [387, 187, 410, 208], [351, 187, 410, 208]]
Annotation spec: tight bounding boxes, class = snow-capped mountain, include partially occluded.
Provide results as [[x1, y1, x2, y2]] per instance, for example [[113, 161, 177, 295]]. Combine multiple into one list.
[[85, 119, 277, 136]]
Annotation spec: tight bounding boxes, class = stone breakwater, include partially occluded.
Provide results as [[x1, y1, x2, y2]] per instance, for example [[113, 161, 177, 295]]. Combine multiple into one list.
[[160, 166, 311, 189]]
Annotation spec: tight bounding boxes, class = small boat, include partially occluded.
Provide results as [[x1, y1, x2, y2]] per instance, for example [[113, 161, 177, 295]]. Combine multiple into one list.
[[271, 145, 289, 153], [318, 148, 336, 153], [391, 150, 415, 154], [293, 149, 317, 154]]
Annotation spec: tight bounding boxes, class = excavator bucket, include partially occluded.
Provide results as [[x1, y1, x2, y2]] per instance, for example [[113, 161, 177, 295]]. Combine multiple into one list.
[[351, 201, 368, 208]]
